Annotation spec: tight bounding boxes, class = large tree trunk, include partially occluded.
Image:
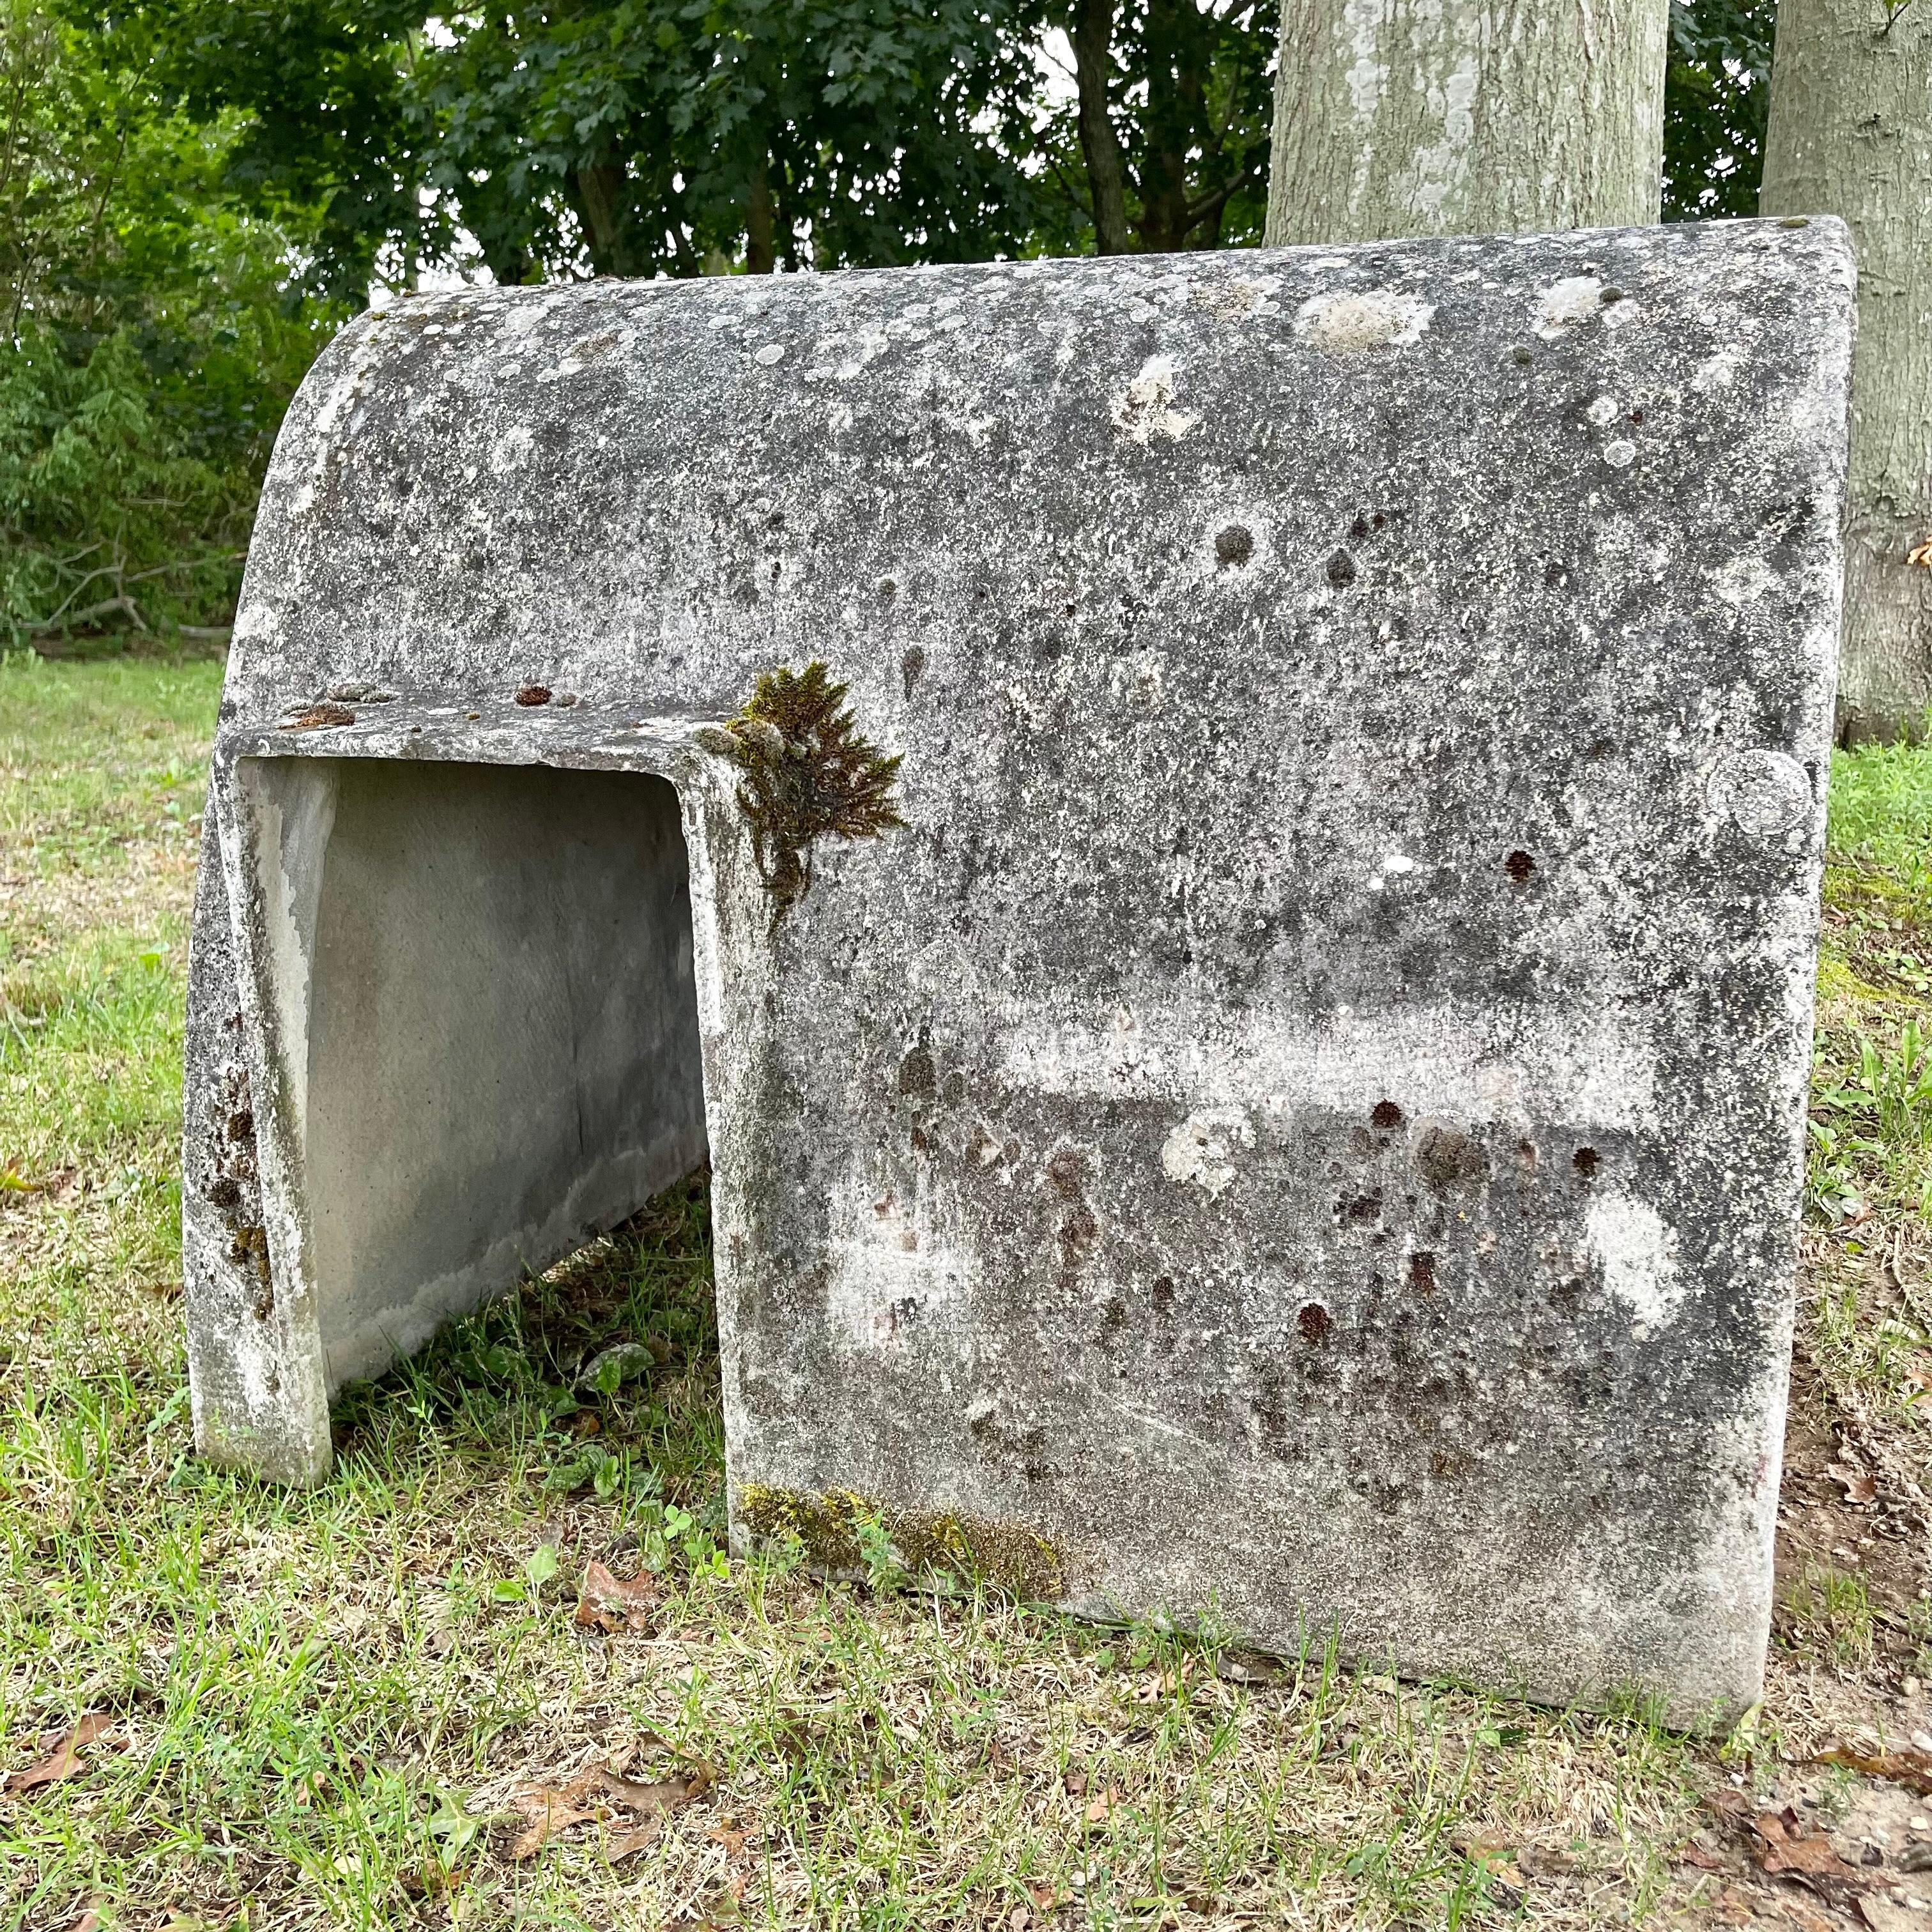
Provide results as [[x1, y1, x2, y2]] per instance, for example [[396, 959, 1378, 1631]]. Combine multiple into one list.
[[1070, 0, 1133, 254], [1265, 0, 1670, 244], [1761, 0, 1932, 744]]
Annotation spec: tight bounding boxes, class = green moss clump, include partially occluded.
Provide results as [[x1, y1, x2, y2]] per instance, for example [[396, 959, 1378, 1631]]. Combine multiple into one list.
[[703, 661, 905, 921], [737, 1483, 1065, 1601]]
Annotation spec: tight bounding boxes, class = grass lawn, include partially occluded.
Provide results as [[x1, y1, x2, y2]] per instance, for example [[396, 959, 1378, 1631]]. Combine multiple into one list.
[[2, 651, 1929, 1931]]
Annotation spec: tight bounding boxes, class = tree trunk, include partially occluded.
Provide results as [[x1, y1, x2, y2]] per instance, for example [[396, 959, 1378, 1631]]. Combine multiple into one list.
[[1265, 0, 1670, 244], [1135, 0, 1210, 252], [1761, 0, 1932, 744], [746, 155, 776, 273], [1070, 0, 1133, 254], [571, 155, 635, 277]]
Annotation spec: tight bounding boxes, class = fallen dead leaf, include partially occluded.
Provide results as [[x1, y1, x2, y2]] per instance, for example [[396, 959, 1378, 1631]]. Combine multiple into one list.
[[1082, 1785, 1121, 1825], [1830, 1464, 1879, 1506], [509, 1778, 596, 1859], [575, 1559, 659, 1634], [707, 1822, 750, 1856], [1680, 1843, 1725, 1871], [607, 1815, 664, 1862], [604, 1726, 673, 1776], [1748, 1806, 1871, 1901], [6, 1712, 115, 1793], [1815, 1744, 1932, 1798], [601, 1758, 716, 1861]]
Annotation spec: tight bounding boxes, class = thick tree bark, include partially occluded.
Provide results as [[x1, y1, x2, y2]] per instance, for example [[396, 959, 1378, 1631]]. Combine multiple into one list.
[[1265, 0, 1670, 244], [1071, 0, 1133, 254], [1761, 0, 1932, 744]]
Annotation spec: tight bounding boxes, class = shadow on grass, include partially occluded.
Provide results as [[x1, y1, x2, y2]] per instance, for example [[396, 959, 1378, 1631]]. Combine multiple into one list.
[[327, 1168, 724, 1519]]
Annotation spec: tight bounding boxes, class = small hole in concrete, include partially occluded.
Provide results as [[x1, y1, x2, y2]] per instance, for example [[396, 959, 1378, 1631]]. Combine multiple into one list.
[[1505, 849, 1535, 883], [1351, 513, 1370, 540], [1298, 1302, 1333, 1344], [1370, 1099, 1405, 1130], [1152, 1276, 1176, 1313], [1574, 1147, 1601, 1177], [1215, 525, 1254, 567], [1326, 549, 1357, 588], [1409, 1252, 1436, 1294]]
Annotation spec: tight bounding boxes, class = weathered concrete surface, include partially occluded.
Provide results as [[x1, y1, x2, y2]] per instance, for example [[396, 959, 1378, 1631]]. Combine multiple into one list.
[[185, 218, 1855, 1724]]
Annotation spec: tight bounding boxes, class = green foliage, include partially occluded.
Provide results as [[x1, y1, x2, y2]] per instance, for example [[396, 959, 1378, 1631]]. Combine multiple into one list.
[[1808, 741, 1932, 1231], [0, 3, 344, 643], [417, 0, 1046, 280], [139, 0, 438, 305], [1827, 737, 1932, 919], [1663, 0, 1775, 219], [74, 0, 1774, 316], [1019, 0, 1278, 256]]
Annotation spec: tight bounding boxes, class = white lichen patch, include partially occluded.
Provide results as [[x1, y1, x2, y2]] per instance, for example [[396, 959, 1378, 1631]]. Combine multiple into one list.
[[1533, 277, 1606, 340], [997, 994, 1656, 1134], [1584, 1193, 1683, 1339], [1602, 440, 1637, 469], [1585, 395, 1620, 425], [1162, 1107, 1255, 1199], [1692, 347, 1743, 392], [825, 1188, 970, 1354], [1293, 289, 1434, 352], [1111, 356, 1198, 444]]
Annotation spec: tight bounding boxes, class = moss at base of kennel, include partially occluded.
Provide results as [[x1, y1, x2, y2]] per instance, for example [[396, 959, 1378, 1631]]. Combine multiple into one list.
[[736, 1483, 1067, 1600]]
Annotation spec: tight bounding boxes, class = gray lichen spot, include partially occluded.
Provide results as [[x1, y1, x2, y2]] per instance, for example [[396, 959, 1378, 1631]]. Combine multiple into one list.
[[1708, 749, 1814, 840]]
